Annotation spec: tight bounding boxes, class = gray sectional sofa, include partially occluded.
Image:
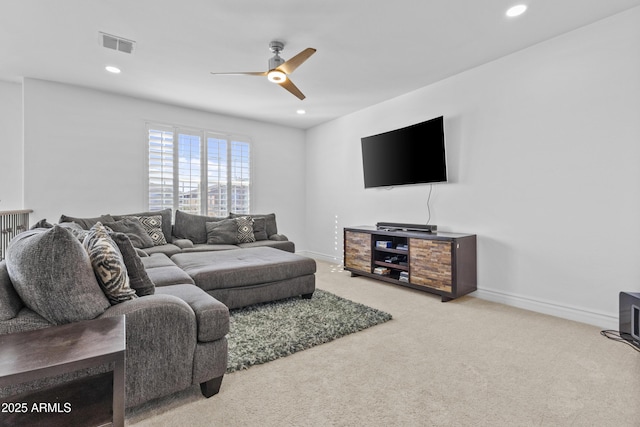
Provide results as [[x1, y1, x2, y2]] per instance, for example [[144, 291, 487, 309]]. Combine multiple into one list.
[[0, 227, 228, 409], [0, 208, 316, 409]]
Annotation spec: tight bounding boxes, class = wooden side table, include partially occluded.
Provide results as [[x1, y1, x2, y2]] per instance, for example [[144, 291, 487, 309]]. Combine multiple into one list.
[[0, 315, 126, 427]]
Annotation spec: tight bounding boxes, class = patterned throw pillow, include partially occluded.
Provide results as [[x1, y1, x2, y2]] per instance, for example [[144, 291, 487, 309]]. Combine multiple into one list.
[[236, 216, 255, 243], [83, 223, 137, 305], [129, 215, 167, 246]]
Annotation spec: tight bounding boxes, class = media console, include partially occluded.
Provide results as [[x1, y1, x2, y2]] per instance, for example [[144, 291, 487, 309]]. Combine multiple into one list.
[[344, 226, 477, 302]]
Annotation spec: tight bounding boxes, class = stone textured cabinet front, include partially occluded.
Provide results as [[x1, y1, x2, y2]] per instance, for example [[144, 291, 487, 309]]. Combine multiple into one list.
[[409, 239, 452, 292], [344, 231, 371, 273]]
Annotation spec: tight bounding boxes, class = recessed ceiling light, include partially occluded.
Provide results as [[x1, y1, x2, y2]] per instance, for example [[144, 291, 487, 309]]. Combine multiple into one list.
[[105, 65, 121, 74], [506, 4, 527, 17], [296, 109, 306, 115]]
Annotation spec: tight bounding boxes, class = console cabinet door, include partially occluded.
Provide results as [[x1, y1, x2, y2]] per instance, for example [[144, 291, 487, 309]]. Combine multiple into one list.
[[409, 238, 452, 293], [344, 231, 372, 273]]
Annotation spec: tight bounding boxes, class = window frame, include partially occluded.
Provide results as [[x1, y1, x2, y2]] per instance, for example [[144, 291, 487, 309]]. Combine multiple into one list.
[[146, 122, 252, 217]]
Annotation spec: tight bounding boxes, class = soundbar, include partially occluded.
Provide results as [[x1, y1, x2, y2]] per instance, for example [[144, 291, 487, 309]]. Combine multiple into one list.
[[376, 222, 437, 233]]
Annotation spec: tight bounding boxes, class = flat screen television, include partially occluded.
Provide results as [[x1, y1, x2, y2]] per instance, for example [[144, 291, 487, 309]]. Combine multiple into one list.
[[361, 116, 447, 189]]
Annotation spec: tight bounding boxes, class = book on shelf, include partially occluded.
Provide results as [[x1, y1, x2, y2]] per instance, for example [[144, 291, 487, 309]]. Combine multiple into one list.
[[376, 241, 393, 248], [373, 267, 391, 276]]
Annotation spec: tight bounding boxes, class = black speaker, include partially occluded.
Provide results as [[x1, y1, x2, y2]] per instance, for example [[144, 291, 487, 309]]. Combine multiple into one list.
[[619, 292, 640, 349]]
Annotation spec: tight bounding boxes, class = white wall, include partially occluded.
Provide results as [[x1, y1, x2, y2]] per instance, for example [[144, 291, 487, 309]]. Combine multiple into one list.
[[0, 80, 23, 210], [304, 8, 640, 328], [22, 79, 308, 249]]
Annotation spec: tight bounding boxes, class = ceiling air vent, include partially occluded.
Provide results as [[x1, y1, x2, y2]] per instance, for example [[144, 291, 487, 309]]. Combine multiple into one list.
[[100, 32, 135, 54]]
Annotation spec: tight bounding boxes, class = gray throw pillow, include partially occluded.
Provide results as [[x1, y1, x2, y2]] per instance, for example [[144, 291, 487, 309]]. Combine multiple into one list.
[[0, 260, 23, 320], [175, 210, 228, 244], [252, 217, 268, 241], [59, 214, 115, 230], [5, 226, 111, 325], [58, 221, 90, 242], [113, 208, 173, 244], [84, 223, 138, 305], [30, 219, 53, 230], [103, 218, 155, 249], [110, 232, 155, 297], [206, 219, 239, 244]]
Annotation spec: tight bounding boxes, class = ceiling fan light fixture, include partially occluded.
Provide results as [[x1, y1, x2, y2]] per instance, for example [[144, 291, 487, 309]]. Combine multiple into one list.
[[267, 70, 287, 83], [506, 4, 527, 17]]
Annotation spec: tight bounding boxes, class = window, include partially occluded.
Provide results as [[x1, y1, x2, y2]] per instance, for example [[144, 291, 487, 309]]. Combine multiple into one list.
[[148, 124, 250, 217]]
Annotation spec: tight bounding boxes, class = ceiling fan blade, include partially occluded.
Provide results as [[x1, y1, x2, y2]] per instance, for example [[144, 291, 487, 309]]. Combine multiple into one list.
[[210, 71, 267, 76], [276, 48, 316, 75], [279, 78, 306, 100]]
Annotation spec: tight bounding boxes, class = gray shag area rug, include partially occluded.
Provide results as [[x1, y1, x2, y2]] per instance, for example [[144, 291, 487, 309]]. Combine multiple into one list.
[[227, 289, 392, 372]]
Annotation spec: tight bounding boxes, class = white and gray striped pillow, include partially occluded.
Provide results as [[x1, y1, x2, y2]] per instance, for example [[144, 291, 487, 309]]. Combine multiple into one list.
[[83, 223, 137, 304]]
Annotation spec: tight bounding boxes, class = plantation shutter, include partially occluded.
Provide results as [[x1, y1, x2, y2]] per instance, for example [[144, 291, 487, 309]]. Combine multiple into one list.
[[147, 124, 250, 215], [148, 127, 174, 211], [230, 140, 251, 215]]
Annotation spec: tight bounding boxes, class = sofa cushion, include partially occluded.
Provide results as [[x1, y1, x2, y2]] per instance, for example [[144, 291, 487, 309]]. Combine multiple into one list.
[[141, 243, 182, 257], [0, 260, 23, 320], [174, 210, 227, 244], [84, 223, 138, 304], [104, 218, 155, 249], [113, 208, 173, 244], [5, 226, 111, 325], [156, 285, 229, 342], [205, 219, 238, 245], [141, 254, 195, 287], [110, 232, 155, 297], [236, 239, 295, 253], [230, 212, 277, 238], [183, 243, 241, 252], [171, 247, 316, 291], [59, 214, 115, 230]]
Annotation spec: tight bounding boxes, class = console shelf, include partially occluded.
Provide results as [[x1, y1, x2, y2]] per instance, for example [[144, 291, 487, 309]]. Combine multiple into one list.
[[344, 226, 477, 302]]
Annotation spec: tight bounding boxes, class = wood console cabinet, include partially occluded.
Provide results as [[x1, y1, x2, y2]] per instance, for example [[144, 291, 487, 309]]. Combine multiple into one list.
[[344, 226, 476, 302]]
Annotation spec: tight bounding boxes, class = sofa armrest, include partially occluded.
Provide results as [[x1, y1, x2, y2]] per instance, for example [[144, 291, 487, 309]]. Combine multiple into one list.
[[269, 234, 289, 241], [99, 294, 198, 407], [156, 285, 229, 342], [172, 238, 195, 249], [0, 307, 53, 335]]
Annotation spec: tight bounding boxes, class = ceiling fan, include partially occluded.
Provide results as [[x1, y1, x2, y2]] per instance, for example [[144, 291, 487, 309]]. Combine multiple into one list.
[[211, 41, 316, 100]]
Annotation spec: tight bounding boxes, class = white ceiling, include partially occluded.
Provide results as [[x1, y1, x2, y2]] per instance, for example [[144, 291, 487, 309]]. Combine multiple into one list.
[[1, 0, 639, 129]]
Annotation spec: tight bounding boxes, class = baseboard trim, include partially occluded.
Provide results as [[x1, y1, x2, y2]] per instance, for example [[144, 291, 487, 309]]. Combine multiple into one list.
[[300, 250, 618, 330], [473, 288, 617, 330], [297, 250, 341, 264]]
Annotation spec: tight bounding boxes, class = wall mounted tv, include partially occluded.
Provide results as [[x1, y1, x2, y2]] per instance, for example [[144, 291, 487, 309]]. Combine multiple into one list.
[[361, 115, 447, 189]]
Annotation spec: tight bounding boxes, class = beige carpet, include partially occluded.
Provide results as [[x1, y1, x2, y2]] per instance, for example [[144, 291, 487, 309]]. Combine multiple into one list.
[[127, 260, 640, 426]]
